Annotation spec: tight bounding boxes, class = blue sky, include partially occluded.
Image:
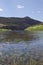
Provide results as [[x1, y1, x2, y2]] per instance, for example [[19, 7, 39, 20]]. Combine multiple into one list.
[[0, 0, 43, 21]]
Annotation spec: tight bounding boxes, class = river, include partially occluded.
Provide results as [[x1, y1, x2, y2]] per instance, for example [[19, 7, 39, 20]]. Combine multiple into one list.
[[0, 31, 43, 65]]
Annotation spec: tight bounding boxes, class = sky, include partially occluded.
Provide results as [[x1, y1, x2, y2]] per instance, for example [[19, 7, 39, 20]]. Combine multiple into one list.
[[0, 0, 43, 21]]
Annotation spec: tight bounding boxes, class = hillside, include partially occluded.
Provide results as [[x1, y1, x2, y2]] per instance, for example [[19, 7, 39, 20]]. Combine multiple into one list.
[[25, 24, 43, 31], [0, 16, 41, 30]]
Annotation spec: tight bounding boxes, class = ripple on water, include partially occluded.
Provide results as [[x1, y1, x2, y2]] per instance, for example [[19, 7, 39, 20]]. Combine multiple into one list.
[[0, 31, 43, 65]]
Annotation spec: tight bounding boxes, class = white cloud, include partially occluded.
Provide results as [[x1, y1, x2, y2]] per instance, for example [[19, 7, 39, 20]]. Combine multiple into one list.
[[31, 10, 43, 14], [16, 4, 24, 9], [0, 8, 3, 12], [37, 11, 40, 13]]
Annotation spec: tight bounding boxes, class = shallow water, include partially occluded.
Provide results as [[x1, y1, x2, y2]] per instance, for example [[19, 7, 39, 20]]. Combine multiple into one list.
[[0, 31, 43, 65]]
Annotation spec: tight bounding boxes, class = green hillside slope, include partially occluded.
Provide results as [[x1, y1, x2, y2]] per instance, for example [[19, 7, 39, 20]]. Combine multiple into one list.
[[25, 24, 43, 31]]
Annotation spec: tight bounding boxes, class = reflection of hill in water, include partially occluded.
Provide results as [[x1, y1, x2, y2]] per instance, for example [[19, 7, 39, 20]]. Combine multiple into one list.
[[0, 31, 37, 42]]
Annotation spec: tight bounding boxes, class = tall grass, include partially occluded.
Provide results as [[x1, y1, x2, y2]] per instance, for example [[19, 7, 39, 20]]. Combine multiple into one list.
[[25, 24, 43, 31]]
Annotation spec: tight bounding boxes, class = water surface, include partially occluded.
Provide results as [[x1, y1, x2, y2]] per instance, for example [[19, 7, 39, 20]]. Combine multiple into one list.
[[0, 31, 43, 65]]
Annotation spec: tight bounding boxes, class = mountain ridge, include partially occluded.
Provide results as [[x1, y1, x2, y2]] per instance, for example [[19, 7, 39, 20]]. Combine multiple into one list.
[[0, 16, 42, 30]]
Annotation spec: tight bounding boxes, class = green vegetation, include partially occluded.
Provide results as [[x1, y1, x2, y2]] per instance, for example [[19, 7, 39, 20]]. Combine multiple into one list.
[[25, 24, 43, 31], [0, 29, 11, 32]]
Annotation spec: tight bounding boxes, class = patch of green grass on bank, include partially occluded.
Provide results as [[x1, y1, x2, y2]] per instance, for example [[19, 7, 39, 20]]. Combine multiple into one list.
[[25, 24, 43, 31], [0, 29, 11, 32]]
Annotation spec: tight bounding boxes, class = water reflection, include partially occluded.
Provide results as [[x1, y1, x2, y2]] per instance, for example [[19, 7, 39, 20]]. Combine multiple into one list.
[[0, 31, 37, 42], [0, 31, 43, 65]]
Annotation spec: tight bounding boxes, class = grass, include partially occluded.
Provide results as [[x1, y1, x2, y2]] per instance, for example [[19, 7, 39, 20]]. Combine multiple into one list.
[[0, 29, 11, 32], [25, 24, 43, 31]]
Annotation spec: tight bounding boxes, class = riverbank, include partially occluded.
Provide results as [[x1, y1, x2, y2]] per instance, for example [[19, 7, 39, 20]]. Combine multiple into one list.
[[0, 29, 11, 32], [25, 24, 43, 31]]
